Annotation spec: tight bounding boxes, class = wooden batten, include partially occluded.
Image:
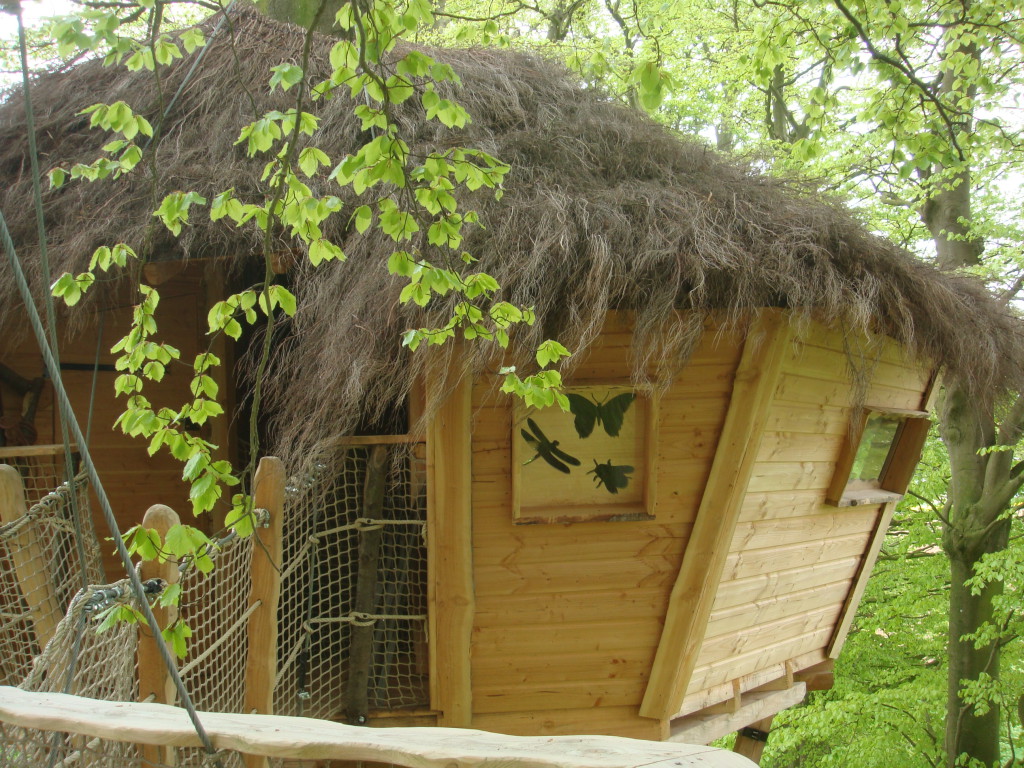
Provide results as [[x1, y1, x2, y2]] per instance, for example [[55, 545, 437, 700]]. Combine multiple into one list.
[[136, 503, 181, 768], [826, 501, 897, 658], [0, 465, 61, 652], [641, 310, 792, 721], [242, 457, 286, 768], [426, 362, 474, 727], [668, 684, 805, 746]]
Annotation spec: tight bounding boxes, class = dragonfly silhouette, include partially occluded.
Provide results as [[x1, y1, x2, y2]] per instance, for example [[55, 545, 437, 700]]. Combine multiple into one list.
[[520, 418, 581, 474]]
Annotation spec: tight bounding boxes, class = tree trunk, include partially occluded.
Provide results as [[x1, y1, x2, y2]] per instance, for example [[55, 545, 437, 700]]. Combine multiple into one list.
[[943, 512, 1010, 767], [938, 385, 1020, 767]]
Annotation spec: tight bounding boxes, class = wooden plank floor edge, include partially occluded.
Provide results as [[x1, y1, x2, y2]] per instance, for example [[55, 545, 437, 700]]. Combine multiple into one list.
[[0, 688, 759, 768]]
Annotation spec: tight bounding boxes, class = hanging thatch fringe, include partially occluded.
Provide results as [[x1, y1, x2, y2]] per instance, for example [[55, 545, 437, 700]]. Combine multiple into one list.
[[1, 6, 1021, 473]]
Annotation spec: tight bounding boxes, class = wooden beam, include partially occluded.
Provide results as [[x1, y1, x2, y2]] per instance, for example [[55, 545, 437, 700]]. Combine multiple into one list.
[[426, 362, 474, 727], [668, 684, 805, 746], [732, 716, 774, 765], [344, 445, 388, 725], [0, 464, 61, 650], [827, 501, 897, 659], [242, 457, 286, 768], [136, 503, 181, 767], [0, 688, 758, 768], [641, 311, 792, 720]]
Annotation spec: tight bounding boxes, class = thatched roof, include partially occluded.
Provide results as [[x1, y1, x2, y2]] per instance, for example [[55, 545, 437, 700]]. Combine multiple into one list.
[[1, 5, 1022, 468]]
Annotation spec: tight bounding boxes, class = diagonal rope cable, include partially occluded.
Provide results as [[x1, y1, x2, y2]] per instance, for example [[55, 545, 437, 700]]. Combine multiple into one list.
[[14, 2, 89, 596], [0, 209, 223, 768]]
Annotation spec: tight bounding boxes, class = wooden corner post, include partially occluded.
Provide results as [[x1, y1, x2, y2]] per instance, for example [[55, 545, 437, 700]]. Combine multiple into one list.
[[426, 358, 475, 728], [136, 503, 181, 767], [641, 310, 792, 720], [243, 456, 286, 768], [0, 464, 61, 651]]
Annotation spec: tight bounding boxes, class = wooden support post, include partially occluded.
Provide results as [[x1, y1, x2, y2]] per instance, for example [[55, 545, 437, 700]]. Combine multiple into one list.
[[243, 457, 286, 768], [344, 445, 388, 724], [0, 464, 61, 650], [426, 361, 474, 728], [136, 503, 181, 768], [641, 311, 791, 720], [732, 716, 774, 765]]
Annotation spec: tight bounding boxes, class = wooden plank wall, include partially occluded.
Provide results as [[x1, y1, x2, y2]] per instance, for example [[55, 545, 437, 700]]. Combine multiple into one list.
[[469, 317, 744, 738], [682, 324, 931, 705], [0, 268, 212, 577]]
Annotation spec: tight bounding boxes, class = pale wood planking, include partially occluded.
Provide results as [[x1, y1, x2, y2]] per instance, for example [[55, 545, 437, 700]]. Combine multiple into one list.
[[705, 580, 853, 638], [688, 626, 835, 694], [783, 342, 931, 392], [729, 508, 878, 552], [472, 706, 667, 741], [473, 621, 663, 656], [773, 372, 926, 411], [475, 588, 668, 628], [474, 556, 683, 597], [473, 678, 648, 714], [677, 649, 826, 717], [711, 557, 862, 611], [695, 605, 841, 669], [721, 532, 872, 582]]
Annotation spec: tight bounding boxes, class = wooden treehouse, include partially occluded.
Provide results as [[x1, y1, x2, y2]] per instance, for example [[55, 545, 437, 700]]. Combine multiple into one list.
[[1, 5, 1022, 764]]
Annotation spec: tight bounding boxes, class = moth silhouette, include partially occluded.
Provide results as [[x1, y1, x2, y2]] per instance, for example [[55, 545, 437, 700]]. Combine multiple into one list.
[[521, 418, 581, 474], [566, 392, 636, 438], [588, 459, 634, 494]]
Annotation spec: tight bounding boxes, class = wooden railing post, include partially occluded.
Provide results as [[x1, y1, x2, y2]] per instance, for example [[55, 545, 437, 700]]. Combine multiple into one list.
[[243, 457, 285, 768], [0, 464, 61, 650], [136, 503, 181, 768]]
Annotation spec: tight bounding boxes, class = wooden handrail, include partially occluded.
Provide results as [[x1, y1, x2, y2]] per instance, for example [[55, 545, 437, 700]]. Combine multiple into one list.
[[0, 687, 756, 768]]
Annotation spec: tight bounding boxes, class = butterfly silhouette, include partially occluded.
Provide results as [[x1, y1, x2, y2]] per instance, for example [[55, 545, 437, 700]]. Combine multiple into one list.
[[566, 392, 636, 439], [520, 418, 581, 474], [588, 459, 634, 494]]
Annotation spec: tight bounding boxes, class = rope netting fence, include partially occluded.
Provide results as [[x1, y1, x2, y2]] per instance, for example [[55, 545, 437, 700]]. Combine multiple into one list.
[[0, 449, 103, 687], [0, 440, 428, 767], [275, 442, 429, 721]]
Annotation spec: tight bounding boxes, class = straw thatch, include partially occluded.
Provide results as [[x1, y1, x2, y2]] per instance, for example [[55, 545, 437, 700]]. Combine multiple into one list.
[[1, 5, 1022, 470]]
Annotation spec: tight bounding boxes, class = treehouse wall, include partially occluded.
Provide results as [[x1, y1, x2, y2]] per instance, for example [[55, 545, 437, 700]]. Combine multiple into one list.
[[466, 315, 745, 739], [0, 267, 216, 577], [681, 325, 933, 709]]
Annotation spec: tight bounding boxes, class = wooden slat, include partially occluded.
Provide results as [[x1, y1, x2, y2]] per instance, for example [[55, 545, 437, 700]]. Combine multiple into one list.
[[0, 444, 69, 459], [0, 687, 761, 768], [670, 685, 804, 746], [677, 649, 826, 717], [474, 588, 667, 627], [696, 605, 841, 669], [689, 626, 834, 693], [427, 366, 474, 727], [0, 465, 61, 649], [827, 502, 896, 658], [640, 310, 792, 720], [242, 458, 286, 768], [472, 706, 667, 740], [721, 531, 871, 582], [705, 580, 852, 638], [712, 557, 861, 611]]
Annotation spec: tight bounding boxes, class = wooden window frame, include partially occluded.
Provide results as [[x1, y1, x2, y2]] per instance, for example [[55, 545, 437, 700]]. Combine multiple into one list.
[[511, 384, 659, 524], [825, 407, 931, 507]]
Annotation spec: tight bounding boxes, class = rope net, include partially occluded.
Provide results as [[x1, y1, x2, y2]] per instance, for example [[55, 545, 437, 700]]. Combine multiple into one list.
[[274, 443, 429, 719], [0, 442, 429, 766], [0, 459, 103, 687]]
